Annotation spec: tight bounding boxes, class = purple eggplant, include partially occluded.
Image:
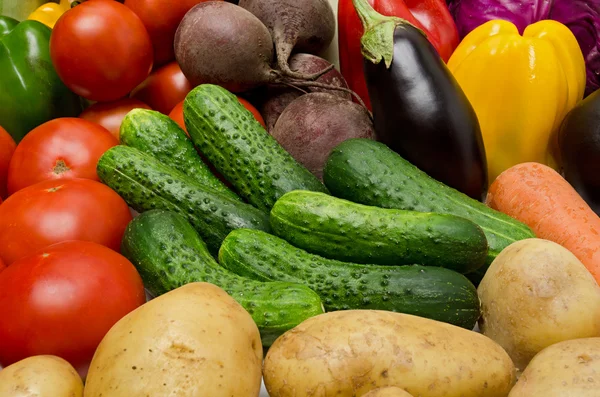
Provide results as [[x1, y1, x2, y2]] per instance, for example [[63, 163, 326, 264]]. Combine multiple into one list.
[[558, 88, 600, 215], [354, 0, 488, 200]]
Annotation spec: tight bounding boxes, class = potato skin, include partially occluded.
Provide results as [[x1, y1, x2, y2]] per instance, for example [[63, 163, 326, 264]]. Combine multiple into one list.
[[508, 338, 600, 396], [84, 282, 263, 397], [0, 355, 83, 397], [363, 387, 414, 397], [263, 310, 515, 397], [478, 239, 600, 371]]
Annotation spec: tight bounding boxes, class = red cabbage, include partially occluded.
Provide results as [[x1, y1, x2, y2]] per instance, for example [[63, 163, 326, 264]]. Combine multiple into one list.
[[448, 0, 600, 95]]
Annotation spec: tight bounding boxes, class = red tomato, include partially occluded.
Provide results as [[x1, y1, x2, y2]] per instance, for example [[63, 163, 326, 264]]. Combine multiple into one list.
[[0, 257, 5, 273], [124, 0, 220, 66], [0, 126, 16, 199], [79, 98, 152, 140], [168, 97, 266, 134], [0, 240, 146, 376], [50, 0, 154, 101], [7, 118, 117, 195], [131, 62, 193, 114], [0, 178, 132, 265], [169, 100, 187, 133]]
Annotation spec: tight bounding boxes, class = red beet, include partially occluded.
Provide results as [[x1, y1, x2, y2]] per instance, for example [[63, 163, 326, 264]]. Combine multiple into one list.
[[272, 93, 375, 180], [261, 53, 350, 132]]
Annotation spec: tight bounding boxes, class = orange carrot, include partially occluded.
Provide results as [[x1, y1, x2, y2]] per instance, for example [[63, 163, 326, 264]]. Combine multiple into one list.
[[487, 162, 600, 284]]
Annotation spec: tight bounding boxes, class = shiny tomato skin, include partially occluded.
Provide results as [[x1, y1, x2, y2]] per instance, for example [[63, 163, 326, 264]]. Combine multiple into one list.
[[0, 178, 132, 265], [168, 97, 266, 134], [124, 0, 220, 66], [7, 118, 117, 195], [79, 98, 152, 140], [0, 126, 16, 199], [0, 240, 146, 376], [131, 61, 193, 114], [50, 0, 154, 101], [169, 100, 187, 133]]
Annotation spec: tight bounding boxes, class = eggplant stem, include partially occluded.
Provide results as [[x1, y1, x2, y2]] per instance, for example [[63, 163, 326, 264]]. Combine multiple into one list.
[[352, 0, 390, 32], [352, 0, 426, 68]]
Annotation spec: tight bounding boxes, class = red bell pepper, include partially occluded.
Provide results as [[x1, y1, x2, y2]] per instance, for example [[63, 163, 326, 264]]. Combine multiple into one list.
[[338, 0, 460, 110]]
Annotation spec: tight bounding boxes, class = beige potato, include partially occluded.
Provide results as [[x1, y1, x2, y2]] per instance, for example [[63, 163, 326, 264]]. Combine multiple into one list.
[[0, 355, 83, 397], [84, 282, 263, 397], [363, 387, 414, 397], [478, 238, 600, 371], [508, 337, 600, 396], [263, 310, 515, 397]]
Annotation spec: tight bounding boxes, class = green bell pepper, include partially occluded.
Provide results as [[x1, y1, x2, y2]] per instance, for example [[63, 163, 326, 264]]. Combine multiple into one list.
[[0, 16, 82, 142]]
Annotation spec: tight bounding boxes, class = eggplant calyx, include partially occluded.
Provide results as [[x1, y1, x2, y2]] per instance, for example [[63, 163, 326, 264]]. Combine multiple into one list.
[[352, 0, 426, 68]]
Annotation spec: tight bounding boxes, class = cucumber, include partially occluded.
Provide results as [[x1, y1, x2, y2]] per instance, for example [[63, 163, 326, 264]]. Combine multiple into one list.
[[119, 108, 240, 202], [183, 84, 328, 211], [97, 145, 270, 255], [270, 191, 488, 274], [219, 229, 480, 329], [323, 139, 536, 282], [121, 210, 324, 346]]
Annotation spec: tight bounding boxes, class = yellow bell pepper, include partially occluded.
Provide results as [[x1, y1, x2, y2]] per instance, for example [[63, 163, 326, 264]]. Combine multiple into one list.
[[447, 19, 586, 183], [27, 0, 72, 29]]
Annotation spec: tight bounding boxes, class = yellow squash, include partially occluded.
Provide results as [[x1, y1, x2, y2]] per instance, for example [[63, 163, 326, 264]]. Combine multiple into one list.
[[448, 20, 586, 183], [27, 0, 72, 28]]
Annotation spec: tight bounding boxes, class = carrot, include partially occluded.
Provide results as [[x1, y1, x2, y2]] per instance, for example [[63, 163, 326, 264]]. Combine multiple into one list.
[[487, 162, 600, 284]]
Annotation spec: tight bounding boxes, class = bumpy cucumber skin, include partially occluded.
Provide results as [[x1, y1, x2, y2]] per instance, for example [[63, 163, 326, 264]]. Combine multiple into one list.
[[270, 190, 488, 274], [119, 108, 240, 201], [121, 210, 324, 347], [219, 229, 480, 329], [97, 145, 270, 255], [323, 139, 536, 282], [183, 84, 328, 211]]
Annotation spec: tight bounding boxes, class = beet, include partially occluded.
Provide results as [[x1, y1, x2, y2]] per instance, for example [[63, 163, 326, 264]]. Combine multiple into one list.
[[174, 2, 275, 92], [272, 93, 375, 180], [238, 0, 336, 80], [261, 53, 351, 131]]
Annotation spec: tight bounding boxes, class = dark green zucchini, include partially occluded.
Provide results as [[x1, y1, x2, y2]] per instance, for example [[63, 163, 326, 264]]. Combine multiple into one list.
[[121, 210, 324, 347], [270, 190, 488, 274], [97, 145, 270, 255], [183, 84, 328, 211], [219, 229, 480, 329]]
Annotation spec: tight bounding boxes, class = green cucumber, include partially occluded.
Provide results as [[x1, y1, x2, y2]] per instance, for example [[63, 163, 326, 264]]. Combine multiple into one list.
[[323, 139, 536, 283], [183, 84, 328, 211], [270, 190, 488, 274], [219, 229, 480, 329], [97, 145, 270, 255], [119, 108, 239, 202], [121, 210, 324, 346]]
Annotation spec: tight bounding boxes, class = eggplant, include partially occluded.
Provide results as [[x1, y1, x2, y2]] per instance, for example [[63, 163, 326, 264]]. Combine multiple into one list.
[[353, 0, 487, 200], [558, 89, 600, 215]]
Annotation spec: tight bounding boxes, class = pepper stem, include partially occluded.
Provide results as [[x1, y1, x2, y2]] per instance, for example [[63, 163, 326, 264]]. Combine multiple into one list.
[[352, 0, 424, 68]]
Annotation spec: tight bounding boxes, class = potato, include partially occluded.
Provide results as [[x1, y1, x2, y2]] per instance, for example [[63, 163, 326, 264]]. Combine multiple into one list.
[[478, 238, 600, 371], [84, 282, 263, 397], [0, 355, 83, 397], [508, 337, 600, 396], [263, 310, 515, 397], [363, 387, 414, 397]]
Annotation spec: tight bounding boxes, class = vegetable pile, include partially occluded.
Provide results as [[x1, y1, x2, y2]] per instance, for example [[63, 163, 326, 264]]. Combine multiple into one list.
[[1, 0, 600, 396]]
